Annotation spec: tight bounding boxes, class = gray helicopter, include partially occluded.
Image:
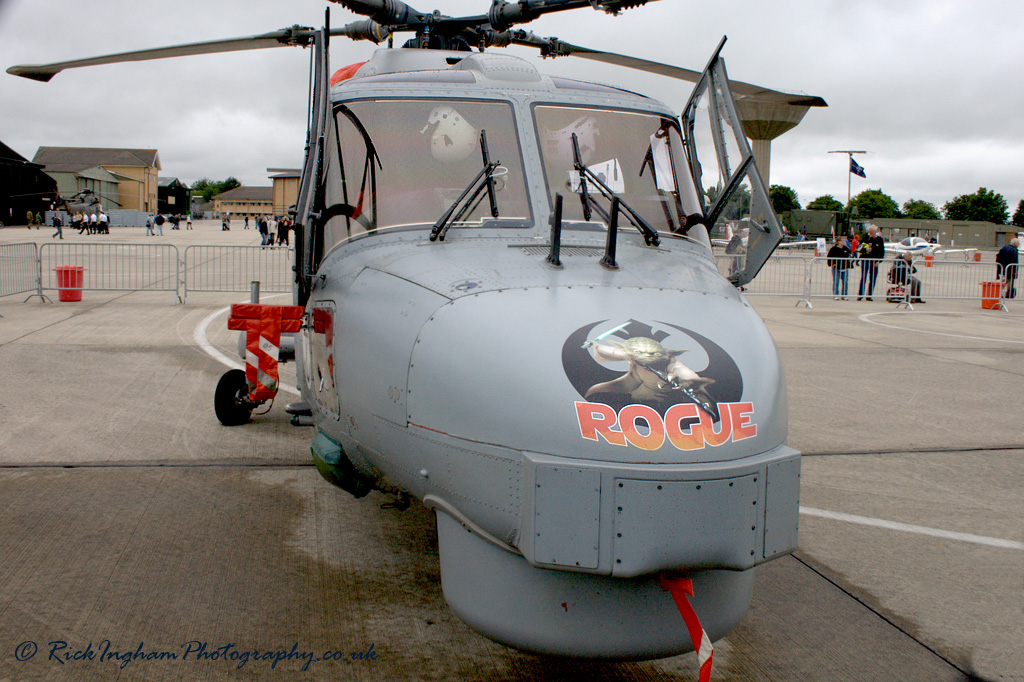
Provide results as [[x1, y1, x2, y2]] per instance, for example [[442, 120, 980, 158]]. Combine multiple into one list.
[[9, 0, 824, 664], [56, 189, 105, 214]]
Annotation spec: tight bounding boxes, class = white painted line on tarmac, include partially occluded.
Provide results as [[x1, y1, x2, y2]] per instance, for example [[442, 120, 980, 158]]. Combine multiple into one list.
[[800, 506, 1024, 551], [194, 306, 300, 396], [859, 311, 1024, 344]]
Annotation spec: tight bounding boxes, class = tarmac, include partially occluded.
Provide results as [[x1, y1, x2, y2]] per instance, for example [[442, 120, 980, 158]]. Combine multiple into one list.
[[1, 222, 1021, 681]]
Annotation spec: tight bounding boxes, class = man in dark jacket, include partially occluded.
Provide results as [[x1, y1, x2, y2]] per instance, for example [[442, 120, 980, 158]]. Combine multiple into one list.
[[826, 238, 852, 299], [857, 224, 886, 300], [996, 237, 1019, 298]]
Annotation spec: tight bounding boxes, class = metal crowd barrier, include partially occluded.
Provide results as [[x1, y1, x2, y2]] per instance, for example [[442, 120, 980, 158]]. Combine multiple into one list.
[[808, 256, 1018, 310], [39, 242, 181, 302], [8, 242, 1018, 311], [181, 245, 294, 304], [0, 242, 41, 303], [715, 254, 811, 305]]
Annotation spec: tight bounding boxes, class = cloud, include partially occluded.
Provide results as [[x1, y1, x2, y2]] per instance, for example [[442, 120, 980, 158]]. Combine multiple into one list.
[[2, 0, 1022, 209]]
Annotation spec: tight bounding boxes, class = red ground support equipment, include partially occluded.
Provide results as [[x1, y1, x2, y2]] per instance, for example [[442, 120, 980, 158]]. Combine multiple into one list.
[[980, 281, 1002, 310], [227, 303, 304, 401]]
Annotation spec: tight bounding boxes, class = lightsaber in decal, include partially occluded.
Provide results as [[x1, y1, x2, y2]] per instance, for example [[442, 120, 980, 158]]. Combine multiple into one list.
[[582, 321, 630, 348], [637, 360, 720, 422]]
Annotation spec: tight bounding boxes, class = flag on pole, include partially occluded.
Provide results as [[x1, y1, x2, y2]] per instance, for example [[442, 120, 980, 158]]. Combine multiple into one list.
[[850, 157, 866, 178]]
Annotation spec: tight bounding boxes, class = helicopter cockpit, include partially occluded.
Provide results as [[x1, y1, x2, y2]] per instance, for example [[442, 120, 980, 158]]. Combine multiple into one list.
[[322, 97, 532, 245], [314, 51, 718, 258]]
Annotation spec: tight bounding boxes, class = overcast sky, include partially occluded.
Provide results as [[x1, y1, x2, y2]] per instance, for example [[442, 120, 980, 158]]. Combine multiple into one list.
[[2, 0, 1022, 214]]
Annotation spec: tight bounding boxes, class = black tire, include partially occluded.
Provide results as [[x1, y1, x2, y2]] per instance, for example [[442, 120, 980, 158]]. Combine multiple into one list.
[[215, 369, 253, 426]]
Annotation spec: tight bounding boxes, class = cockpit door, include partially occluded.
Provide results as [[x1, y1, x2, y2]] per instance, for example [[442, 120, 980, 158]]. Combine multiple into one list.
[[295, 27, 331, 306], [681, 39, 783, 286]]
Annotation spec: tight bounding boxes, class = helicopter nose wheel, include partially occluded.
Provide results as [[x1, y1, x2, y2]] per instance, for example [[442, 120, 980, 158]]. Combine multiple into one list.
[[214, 368, 256, 426]]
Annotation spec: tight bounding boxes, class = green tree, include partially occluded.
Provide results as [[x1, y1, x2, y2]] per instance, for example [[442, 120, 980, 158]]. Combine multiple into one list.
[[706, 185, 751, 220], [218, 176, 241, 195], [806, 195, 844, 212], [901, 198, 941, 220], [848, 189, 900, 220], [943, 187, 1008, 224], [190, 177, 242, 202], [769, 185, 800, 214], [190, 178, 216, 202], [1010, 199, 1024, 227]]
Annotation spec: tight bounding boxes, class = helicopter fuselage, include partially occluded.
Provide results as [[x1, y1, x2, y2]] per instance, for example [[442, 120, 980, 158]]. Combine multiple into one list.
[[298, 47, 799, 658]]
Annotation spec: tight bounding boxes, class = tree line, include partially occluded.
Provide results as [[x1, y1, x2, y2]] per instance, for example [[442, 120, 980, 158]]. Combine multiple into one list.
[[189, 177, 242, 203], [769, 185, 1024, 227]]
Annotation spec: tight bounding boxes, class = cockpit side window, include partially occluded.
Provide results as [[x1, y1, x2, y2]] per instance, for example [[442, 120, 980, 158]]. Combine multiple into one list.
[[322, 98, 532, 249]]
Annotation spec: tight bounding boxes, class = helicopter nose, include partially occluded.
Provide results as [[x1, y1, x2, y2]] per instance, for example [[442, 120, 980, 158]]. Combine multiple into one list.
[[406, 285, 787, 464], [399, 284, 798, 659]]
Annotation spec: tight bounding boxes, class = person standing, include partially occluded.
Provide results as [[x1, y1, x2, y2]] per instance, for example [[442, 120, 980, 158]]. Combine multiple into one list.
[[51, 213, 63, 239], [186, 214, 193, 230], [258, 216, 269, 245], [145, 215, 154, 236], [267, 215, 278, 246], [996, 237, 1019, 299], [826, 237, 852, 299], [857, 224, 885, 301], [277, 217, 290, 246]]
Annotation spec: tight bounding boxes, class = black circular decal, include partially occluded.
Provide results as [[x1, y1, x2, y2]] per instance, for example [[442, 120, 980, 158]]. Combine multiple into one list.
[[562, 319, 743, 422]]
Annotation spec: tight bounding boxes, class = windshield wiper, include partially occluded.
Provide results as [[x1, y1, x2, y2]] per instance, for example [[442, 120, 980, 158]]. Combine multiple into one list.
[[571, 133, 660, 247], [429, 129, 502, 242]]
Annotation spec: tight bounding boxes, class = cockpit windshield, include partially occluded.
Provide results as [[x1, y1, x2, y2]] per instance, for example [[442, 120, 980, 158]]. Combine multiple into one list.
[[534, 105, 706, 244], [322, 98, 531, 246]]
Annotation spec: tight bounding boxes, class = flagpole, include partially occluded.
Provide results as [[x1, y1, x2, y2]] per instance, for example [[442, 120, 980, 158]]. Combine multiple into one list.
[[828, 150, 867, 205]]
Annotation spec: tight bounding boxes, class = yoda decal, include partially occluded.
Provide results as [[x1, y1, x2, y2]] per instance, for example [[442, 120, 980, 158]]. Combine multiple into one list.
[[582, 336, 719, 420]]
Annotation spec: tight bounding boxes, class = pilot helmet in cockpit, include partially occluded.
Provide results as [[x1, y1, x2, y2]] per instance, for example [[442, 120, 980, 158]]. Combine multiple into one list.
[[422, 105, 478, 163]]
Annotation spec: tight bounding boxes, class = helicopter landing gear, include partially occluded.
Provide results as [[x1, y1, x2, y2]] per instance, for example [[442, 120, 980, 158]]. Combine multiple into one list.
[[217, 301, 304, 427], [214, 368, 258, 426]]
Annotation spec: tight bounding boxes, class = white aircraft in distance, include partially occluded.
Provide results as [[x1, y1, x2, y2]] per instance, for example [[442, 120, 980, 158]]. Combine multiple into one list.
[[715, 233, 978, 260], [886, 236, 939, 254], [885, 236, 978, 260]]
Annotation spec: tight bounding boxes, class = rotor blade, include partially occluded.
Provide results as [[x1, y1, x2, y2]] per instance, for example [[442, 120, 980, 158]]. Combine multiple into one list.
[[328, 0, 424, 26], [6, 20, 391, 83], [6, 25, 320, 82], [489, 0, 660, 32], [511, 33, 827, 107]]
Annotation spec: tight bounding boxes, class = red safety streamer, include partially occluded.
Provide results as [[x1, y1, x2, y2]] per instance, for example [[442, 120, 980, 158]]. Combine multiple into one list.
[[660, 574, 714, 682]]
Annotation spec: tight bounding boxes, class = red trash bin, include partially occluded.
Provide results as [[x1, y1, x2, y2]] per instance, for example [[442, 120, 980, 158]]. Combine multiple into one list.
[[973, 251, 982, 262], [980, 281, 1001, 309], [53, 265, 86, 302]]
